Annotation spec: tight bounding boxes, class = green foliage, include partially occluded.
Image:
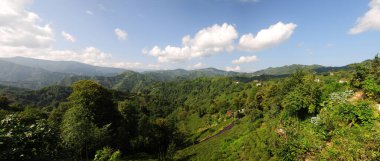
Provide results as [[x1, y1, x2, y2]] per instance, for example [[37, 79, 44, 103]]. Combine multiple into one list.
[[0, 114, 58, 161], [69, 80, 119, 127], [94, 147, 122, 161], [0, 96, 10, 110], [350, 55, 380, 101], [320, 101, 376, 130], [3, 55, 380, 160], [60, 106, 109, 159], [0, 85, 72, 109], [362, 76, 380, 101], [253, 64, 348, 76]]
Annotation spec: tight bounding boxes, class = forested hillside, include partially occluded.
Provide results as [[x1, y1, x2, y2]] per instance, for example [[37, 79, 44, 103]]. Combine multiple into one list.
[[0, 57, 126, 76], [252, 64, 349, 76], [1, 56, 380, 160]]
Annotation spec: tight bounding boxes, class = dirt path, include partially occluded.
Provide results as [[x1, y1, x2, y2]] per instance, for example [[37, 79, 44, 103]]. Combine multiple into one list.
[[349, 91, 364, 102], [199, 122, 235, 143]]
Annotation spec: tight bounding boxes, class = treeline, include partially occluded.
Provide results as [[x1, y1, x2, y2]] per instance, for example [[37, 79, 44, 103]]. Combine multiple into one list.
[[0, 80, 185, 160]]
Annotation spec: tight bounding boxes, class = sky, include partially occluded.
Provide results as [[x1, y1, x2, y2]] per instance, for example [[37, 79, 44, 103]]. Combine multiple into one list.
[[1, 0, 380, 72]]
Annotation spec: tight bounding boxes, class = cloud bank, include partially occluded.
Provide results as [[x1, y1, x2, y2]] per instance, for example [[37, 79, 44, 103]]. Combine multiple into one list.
[[225, 66, 241, 71], [0, 0, 143, 69], [145, 23, 238, 63]]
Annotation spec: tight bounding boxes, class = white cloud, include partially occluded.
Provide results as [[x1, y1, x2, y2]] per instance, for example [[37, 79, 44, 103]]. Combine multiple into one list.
[[85, 10, 94, 15], [113, 61, 143, 69], [0, 45, 147, 69], [0, 46, 108, 65], [61, 31, 76, 42], [349, 0, 380, 34], [146, 23, 238, 63], [114, 28, 127, 40], [187, 62, 204, 69], [232, 55, 258, 64], [0, 0, 55, 48], [0, 1, 148, 70], [239, 22, 297, 52], [193, 62, 203, 68], [225, 66, 241, 71]]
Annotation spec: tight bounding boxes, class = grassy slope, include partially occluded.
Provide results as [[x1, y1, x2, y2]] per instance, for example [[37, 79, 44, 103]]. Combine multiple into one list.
[[175, 117, 252, 161]]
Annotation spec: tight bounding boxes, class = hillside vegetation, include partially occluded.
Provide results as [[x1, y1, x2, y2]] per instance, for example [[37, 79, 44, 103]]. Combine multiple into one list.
[[1, 55, 380, 160]]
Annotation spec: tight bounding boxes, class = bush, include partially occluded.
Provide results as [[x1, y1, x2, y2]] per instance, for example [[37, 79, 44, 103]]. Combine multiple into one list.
[[94, 147, 122, 161]]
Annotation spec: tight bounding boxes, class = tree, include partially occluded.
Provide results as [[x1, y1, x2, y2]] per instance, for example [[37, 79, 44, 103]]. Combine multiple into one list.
[[281, 74, 322, 118], [0, 96, 10, 110], [115, 101, 140, 152], [0, 114, 58, 161], [60, 106, 109, 160], [350, 64, 370, 88], [370, 53, 380, 77], [68, 80, 120, 128], [362, 76, 380, 101]]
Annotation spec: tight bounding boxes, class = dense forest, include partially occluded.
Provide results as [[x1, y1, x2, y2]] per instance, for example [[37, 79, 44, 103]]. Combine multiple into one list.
[[1, 55, 380, 160]]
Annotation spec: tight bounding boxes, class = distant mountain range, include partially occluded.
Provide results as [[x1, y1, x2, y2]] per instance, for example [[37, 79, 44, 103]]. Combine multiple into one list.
[[0, 57, 126, 76], [0, 56, 352, 90]]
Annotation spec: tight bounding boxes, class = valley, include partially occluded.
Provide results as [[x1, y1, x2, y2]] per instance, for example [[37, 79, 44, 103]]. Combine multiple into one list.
[[1, 56, 380, 160]]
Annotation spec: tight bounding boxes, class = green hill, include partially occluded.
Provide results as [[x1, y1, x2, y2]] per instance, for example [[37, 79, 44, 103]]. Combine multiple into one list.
[[253, 64, 349, 75]]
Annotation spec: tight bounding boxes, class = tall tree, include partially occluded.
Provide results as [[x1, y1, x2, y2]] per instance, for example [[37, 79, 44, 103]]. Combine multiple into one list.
[[68, 80, 120, 128], [60, 106, 109, 160]]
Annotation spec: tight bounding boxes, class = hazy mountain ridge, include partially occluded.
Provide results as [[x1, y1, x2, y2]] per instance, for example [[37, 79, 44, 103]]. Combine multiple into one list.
[[0, 57, 351, 90], [0, 60, 71, 89], [0, 57, 126, 76]]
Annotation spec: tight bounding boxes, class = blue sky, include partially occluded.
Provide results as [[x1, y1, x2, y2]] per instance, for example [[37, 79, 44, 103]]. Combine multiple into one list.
[[1, 0, 380, 72]]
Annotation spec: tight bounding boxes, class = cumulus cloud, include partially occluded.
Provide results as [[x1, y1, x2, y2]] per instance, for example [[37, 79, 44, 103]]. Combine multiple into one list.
[[0, 0, 55, 48], [232, 55, 258, 64], [61, 31, 76, 42], [349, 0, 380, 34], [145, 23, 238, 63], [239, 22, 297, 52], [114, 28, 127, 40], [225, 66, 241, 71], [85, 10, 94, 15], [0, 1, 146, 69]]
